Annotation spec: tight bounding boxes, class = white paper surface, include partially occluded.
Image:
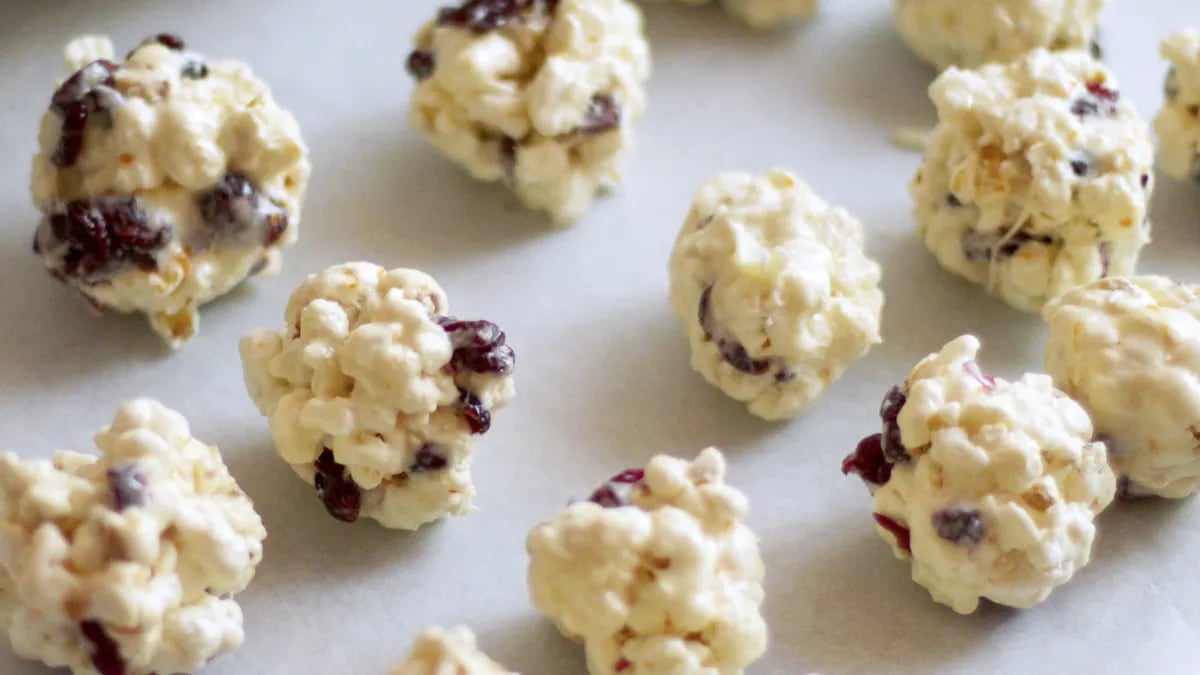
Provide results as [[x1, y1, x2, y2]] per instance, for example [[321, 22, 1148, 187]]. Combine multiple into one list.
[[2, 1, 1200, 673]]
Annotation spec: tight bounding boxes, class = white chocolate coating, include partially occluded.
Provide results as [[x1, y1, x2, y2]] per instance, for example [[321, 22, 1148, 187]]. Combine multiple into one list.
[[526, 448, 766, 675], [912, 49, 1153, 313], [392, 626, 514, 675], [668, 169, 884, 420], [0, 399, 265, 675], [1155, 29, 1200, 181], [869, 336, 1115, 614], [646, 0, 816, 28], [239, 262, 516, 530], [408, 0, 650, 225], [30, 35, 309, 347], [893, 0, 1104, 70], [1044, 276, 1200, 498]]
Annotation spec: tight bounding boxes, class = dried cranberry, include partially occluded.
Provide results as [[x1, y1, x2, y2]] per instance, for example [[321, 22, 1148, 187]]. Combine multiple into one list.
[[197, 173, 289, 247], [106, 464, 148, 510], [579, 94, 620, 136], [1070, 155, 1090, 177], [49, 59, 119, 167], [410, 444, 449, 473], [615, 658, 632, 672], [406, 50, 436, 80], [80, 621, 126, 675], [932, 509, 985, 545], [437, 317, 516, 376], [588, 469, 644, 508], [1071, 81, 1120, 118], [457, 388, 492, 434], [842, 433, 892, 486], [879, 385, 908, 463], [698, 285, 772, 376], [873, 513, 911, 555], [436, 0, 555, 33], [154, 33, 186, 50], [313, 449, 361, 522], [946, 193, 963, 207], [36, 195, 169, 282]]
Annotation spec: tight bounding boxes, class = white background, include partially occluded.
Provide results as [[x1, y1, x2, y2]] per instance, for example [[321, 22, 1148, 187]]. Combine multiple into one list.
[[2, 1, 1200, 673]]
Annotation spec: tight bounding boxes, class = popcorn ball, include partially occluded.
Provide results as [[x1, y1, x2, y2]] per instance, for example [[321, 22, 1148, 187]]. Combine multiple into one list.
[[405, 0, 650, 225], [1155, 29, 1200, 181], [526, 448, 767, 675], [30, 34, 310, 347], [1044, 276, 1200, 499], [893, 0, 1105, 70], [842, 336, 1116, 614], [0, 399, 266, 675], [912, 49, 1153, 313], [647, 0, 817, 29], [392, 626, 514, 675], [239, 262, 516, 530], [668, 169, 884, 420]]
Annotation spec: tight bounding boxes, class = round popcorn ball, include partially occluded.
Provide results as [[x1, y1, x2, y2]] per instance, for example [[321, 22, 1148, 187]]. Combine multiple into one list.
[[893, 0, 1104, 70], [646, 0, 817, 29], [0, 399, 266, 675], [912, 49, 1153, 313], [1044, 276, 1200, 499], [526, 448, 767, 675], [668, 169, 884, 420], [842, 335, 1116, 614], [392, 626, 514, 675], [1155, 29, 1200, 181], [405, 0, 650, 225], [239, 262, 516, 530], [30, 34, 309, 348]]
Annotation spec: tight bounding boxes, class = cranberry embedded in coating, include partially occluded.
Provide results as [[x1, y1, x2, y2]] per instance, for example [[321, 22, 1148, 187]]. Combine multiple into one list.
[[436, 0, 556, 33], [49, 59, 119, 167], [457, 388, 492, 434], [1071, 81, 1120, 118], [437, 316, 516, 376], [1116, 475, 1152, 502], [615, 658, 632, 672], [932, 509, 985, 546], [579, 93, 621, 136], [409, 444, 449, 473], [106, 463, 148, 510], [37, 195, 169, 282], [697, 285, 772, 376], [80, 621, 126, 675], [313, 449, 362, 522], [841, 433, 892, 486], [946, 193, 963, 207], [153, 33, 186, 50], [1071, 158, 1090, 177], [588, 468, 645, 508], [406, 50, 436, 80], [197, 172, 289, 247], [879, 385, 908, 463], [873, 513, 911, 555]]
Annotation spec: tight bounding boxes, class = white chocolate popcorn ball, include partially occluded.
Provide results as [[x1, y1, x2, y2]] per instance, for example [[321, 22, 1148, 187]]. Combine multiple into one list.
[[239, 262, 516, 530], [30, 35, 310, 347], [668, 169, 884, 420], [912, 49, 1153, 313], [392, 626, 514, 675], [526, 448, 767, 675], [406, 0, 650, 225], [1155, 29, 1200, 181], [1044, 276, 1200, 499], [893, 0, 1104, 70], [646, 0, 816, 29], [0, 399, 266, 675], [842, 336, 1116, 614]]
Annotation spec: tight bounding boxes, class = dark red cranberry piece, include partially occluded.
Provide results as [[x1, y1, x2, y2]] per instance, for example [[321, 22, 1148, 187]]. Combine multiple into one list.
[[198, 172, 289, 247], [842, 433, 893, 486], [36, 195, 168, 282], [80, 621, 126, 675], [588, 469, 644, 508], [106, 464, 148, 510], [406, 50, 436, 80], [1070, 156, 1090, 177], [457, 388, 492, 434], [579, 94, 620, 136], [615, 658, 632, 672], [1071, 81, 1120, 118], [49, 59, 119, 167], [313, 449, 361, 522], [932, 509, 985, 546], [154, 33, 186, 50], [410, 444, 449, 473], [698, 285, 772, 376], [436, 317, 516, 376], [879, 385, 908, 463], [436, 0, 555, 33], [873, 513, 911, 555]]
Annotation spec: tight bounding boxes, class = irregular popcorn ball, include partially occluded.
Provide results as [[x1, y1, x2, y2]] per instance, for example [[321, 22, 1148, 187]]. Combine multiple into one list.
[[912, 49, 1153, 313], [30, 34, 309, 348], [239, 262, 516, 530], [526, 448, 767, 675], [406, 0, 650, 225], [842, 335, 1116, 614], [1044, 276, 1200, 499], [0, 399, 266, 675], [1155, 29, 1200, 181], [392, 626, 515, 675], [893, 0, 1105, 70], [668, 169, 884, 420], [646, 0, 817, 29]]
